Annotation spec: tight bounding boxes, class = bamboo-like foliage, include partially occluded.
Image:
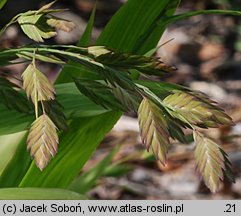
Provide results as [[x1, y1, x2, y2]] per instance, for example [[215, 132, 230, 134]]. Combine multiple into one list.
[[193, 131, 233, 192], [27, 114, 59, 171], [0, 1, 237, 192], [138, 97, 170, 164], [0, 77, 30, 113]]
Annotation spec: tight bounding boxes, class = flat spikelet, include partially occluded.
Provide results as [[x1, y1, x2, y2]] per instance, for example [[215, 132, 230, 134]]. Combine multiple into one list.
[[112, 85, 142, 112], [17, 1, 73, 42], [18, 14, 57, 43], [22, 63, 55, 106], [27, 114, 59, 171], [138, 97, 170, 164], [74, 79, 124, 111], [37, 0, 57, 13], [193, 131, 233, 193], [163, 91, 233, 128], [47, 18, 76, 32], [0, 0, 235, 186], [87, 46, 176, 76]]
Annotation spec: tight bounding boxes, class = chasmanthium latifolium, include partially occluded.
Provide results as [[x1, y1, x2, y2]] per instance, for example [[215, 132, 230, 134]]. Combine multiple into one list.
[[22, 59, 59, 171], [0, 1, 235, 192]]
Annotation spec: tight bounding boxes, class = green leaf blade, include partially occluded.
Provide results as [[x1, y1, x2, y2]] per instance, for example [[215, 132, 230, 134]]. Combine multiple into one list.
[[97, 0, 178, 54], [0, 0, 7, 10], [0, 83, 108, 136], [19, 112, 121, 188], [0, 133, 31, 187], [0, 78, 30, 113], [68, 147, 119, 194], [0, 188, 86, 200]]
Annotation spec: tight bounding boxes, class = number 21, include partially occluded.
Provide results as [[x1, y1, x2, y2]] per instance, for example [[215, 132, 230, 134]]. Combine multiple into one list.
[[225, 204, 235, 213]]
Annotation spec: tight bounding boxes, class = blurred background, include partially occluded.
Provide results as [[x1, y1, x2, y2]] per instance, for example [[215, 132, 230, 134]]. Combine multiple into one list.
[[0, 0, 241, 199]]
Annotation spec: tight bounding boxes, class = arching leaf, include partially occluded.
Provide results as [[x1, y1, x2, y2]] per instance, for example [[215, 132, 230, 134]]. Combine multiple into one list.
[[0, 188, 86, 200], [0, 0, 8, 10], [0, 78, 30, 113]]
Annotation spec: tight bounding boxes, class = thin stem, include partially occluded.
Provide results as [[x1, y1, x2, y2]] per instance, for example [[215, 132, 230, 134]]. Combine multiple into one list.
[[32, 49, 36, 65], [0, 13, 22, 37], [160, 9, 241, 25], [32, 50, 39, 119], [40, 100, 46, 115], [0, 46, 104, 68]]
